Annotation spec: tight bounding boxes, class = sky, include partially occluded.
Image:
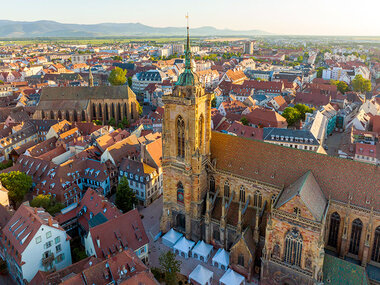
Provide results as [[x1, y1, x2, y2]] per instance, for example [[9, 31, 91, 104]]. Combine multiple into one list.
[[2, 0, 380, 36]]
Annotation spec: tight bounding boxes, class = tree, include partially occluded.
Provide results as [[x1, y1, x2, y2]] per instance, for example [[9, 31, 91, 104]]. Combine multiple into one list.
[[127, 76, 132, 87], [0, 171, 32, 207], [108, 117, 116, 127], [316, 67, 326, 78], [282, 107, 301, 126], [121, 117, 130, 128], [211, 98, 216, 108], [159, 251, 181, 285], [30, 194, 64, 216], [330, 80, 349, 94], [108, 67, 127, 86], [93, 120, 103, 126], [352, 74, 371, 93], [112, 55, 123, 61], [294, 104, 313, 120], [137, 102, 143, 116], [115, 177, 137, 213], [240, 117, 249, 126]]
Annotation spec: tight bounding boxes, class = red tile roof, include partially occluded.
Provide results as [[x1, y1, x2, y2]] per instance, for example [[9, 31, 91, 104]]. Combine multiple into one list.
[[210, 131, 380, 211], [89, 209, 148, 258]]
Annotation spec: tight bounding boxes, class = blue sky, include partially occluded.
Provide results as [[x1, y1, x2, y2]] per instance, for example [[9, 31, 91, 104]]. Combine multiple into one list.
[[2, 0, 380, 36]]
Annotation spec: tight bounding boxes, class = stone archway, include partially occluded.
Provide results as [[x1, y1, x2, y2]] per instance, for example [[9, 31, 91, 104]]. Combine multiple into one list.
[[176, 213, 186, 232]]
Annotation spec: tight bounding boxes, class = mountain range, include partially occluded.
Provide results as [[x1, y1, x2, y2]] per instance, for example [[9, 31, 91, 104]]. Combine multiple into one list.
[[0, 20, 269, 38]]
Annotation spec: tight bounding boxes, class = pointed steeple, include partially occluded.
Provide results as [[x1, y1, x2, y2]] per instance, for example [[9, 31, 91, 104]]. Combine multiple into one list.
[[175, 14, 198, 87], [88, 67, 94, 87]]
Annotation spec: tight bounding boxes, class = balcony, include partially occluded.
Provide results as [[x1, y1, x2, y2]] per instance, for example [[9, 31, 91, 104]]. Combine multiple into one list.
[[42, 253, 55, 266]]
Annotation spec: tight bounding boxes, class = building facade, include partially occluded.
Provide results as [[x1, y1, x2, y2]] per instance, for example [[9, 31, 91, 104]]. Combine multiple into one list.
[[160, 28, 380, 283]]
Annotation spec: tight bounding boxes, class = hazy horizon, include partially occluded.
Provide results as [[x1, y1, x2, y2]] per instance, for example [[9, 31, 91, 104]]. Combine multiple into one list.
[[2, 0, 380, 36]]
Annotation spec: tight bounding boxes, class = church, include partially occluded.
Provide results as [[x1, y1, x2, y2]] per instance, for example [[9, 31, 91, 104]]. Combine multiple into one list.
[[33, 71, 139, 125], [160, 26, 380, 284]]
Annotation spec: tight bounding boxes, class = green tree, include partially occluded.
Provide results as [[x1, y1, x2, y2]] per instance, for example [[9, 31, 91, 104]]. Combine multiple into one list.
[[112, 55, 123, 61], [211, 98, 216, 108], [127, 76, 132, 87], [115, 177, 137, 213], [159, 251, 182, 285], [282, 107, 301, 126], [108, 117, 116, 127], [330, 80, 349, 94], [316, 67, 326, 78], [93, 120, 103, 126], [240, 117, 249, 126], [137, 102, 143, 116], [352, 74, 371, 93], [0, 171, 32, 207], [294, 104, 313, 121], [30, 194, 64, 216], [121, 117, 130, 128], [108, 67, 127, 86]]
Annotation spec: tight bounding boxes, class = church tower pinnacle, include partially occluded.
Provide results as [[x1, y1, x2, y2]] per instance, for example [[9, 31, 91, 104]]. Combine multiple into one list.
[[88, 67, 94, 87], [176, 14, 198, 87]]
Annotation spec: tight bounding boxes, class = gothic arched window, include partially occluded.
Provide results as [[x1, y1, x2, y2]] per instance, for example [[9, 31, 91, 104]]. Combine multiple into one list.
[[328, 212, 340, 248], [199, 114, 204, 150], [65, 110, 70, 121], [224, 180, 230, 197], [117, 103, 122, 121], [239, 186, 245, 203], [111, 103, 115, 119], [238, 254, 244, 266], [213, 229, 220, 241], [73, 111, 78, 122], [81, 110, 86, 122], [105, 103, 109, 122], [98, 103, 103, 119], [92, 103, 97, 120], [371, 226, 380, 263], [57, 110, 62, 120], [177, 116, 185, 159], [177, 182, 184, 205], [284, 228, 303, 266], [271, 194, 277, 205], [50, 110, 54, 119], [349, 218, 363, 255], [41, 110, 45, 119], [209, 176, 215, 192], [254, 190, 262, 208]]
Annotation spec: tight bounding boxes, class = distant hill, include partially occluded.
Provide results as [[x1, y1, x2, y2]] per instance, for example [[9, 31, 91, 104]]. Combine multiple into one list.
[[0, 20, 269, 38]]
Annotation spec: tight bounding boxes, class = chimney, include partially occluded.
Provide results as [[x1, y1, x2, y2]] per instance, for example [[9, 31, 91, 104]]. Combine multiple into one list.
[[48, 216, 53, 227]]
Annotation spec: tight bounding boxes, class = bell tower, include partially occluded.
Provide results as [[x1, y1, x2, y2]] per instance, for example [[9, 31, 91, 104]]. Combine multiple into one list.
[[160, 16, 212, 241]]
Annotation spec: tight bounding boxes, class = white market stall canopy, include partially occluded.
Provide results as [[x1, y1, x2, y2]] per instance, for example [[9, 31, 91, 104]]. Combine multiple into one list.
[[212, 248, 230, 270], [189, 264, 214, 285], [162, 228, 183, 248], [173, 236, 195, 259], [192, 240, 213, 262], [219, 268, 245, 285]]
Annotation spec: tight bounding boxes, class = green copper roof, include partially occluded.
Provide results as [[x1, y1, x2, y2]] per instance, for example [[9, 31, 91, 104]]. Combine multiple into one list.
[[323, 254, 369, 285], [176, 25, 197, 86]]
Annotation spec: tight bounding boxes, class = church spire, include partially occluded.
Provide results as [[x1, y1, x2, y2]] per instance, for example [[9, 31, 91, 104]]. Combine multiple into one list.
[[185, 13, 191, 70], [175, 14, 198, 87]]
